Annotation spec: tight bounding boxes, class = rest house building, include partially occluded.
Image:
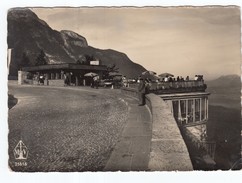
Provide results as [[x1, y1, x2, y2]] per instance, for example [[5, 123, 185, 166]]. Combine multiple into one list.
[[19, 62, 107, 86]]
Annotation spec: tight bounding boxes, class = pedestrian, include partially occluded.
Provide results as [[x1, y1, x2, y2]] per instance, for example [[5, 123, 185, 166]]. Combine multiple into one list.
[[93, 75, 99, 89], [137, 76, 141, 83], [91, 76, 94, 88], [138, 78, 146, 106], [64, 73, 67, 86], [168, 76, 173, 82], [70, 72, 73, 86], [145, 79, 151, 94], [194, 75, 198, 81], [122, 76, 128, 87], [45, 73, 49, 86], [39, 74, 44, 85], [164, 75, 169, 82], [37, 73, 40, 85], [65, 72, 70, 86]]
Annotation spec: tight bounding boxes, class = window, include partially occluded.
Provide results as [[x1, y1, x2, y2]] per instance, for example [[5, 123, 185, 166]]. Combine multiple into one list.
[[195, 99, 200, 121], [170, 97, 208, 125]]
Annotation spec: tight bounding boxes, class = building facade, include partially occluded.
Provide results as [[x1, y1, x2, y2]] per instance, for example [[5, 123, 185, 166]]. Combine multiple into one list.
[[160, 92, 209, 126], [160, 90, 216, 168], [19, 63, 107, 86]]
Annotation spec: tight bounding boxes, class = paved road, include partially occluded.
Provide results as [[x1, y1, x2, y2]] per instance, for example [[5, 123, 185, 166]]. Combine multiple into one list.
[[8, 84, 129, 171]]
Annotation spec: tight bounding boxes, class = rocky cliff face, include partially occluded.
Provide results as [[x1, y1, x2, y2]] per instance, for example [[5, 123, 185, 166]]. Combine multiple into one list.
[[8, 8, 72, 65], [8, 8, 146, 78]]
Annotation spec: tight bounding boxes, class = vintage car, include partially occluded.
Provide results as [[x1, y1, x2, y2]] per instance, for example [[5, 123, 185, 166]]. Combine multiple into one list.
[[103, 79, 114, 87], [98, 79, 114, 87]]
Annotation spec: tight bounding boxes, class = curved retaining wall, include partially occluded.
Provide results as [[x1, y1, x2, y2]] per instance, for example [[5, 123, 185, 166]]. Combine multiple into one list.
[[122, 87, 193, 171], [146, 94, 193, 171]]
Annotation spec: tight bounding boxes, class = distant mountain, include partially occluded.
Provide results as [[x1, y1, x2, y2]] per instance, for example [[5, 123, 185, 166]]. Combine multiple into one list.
[[206, 74, 241, 109], [7, 8, 146, 78], [206, 75, 241, 88]]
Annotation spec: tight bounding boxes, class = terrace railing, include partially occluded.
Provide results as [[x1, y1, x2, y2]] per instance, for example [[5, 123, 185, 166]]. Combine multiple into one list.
[[128, 80, 207, 94]]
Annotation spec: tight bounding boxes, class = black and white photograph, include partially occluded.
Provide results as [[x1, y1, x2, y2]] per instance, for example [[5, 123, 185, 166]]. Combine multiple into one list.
[[7, 6, 241, 172]]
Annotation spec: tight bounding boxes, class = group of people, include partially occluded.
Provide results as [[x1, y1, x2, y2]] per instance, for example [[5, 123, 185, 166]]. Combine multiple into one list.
[[136, 74, 204, 106], [64, 72, 77, 86], [64, 72, 100, 88], [194, 75, 204, 81], [161, 75, 203, 82], [162, 75, 188, 82]]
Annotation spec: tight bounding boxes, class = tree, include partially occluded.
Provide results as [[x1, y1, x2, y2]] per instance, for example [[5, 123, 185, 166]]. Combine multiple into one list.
[[84, 54, 93, 65], [77, 54, 90, 65], [19, 52, 30, 69], [107, 63, 119, 73], [103, 64, 119, 79], [35, 50, 47, 66], [77, 54, 100, 65], [76, 59, 82, 64]]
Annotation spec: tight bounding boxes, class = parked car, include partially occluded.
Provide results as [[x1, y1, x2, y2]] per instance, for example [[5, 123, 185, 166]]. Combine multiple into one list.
[[103, 79, 114, 87], [128, 79, 136, 84]]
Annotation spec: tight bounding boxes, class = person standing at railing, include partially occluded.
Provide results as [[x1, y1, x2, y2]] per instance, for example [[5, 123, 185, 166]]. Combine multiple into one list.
[[194, 75, 198, 81], [164, 75, 169, 82], [93, 75, 99, 89], [138, 78, 146, 106]]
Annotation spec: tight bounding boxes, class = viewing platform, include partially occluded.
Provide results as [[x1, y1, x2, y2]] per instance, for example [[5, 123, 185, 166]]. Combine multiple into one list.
[[128, 80, 207, 94], [123, 78, 215, 169], [127, 80, 209, 126]]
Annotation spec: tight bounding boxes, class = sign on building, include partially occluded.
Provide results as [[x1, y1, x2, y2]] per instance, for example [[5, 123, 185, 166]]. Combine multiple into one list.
[[90, 60, 99, 65]]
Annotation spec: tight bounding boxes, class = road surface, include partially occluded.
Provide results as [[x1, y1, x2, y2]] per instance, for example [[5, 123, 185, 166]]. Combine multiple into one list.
[[8, 84, 129, 171]]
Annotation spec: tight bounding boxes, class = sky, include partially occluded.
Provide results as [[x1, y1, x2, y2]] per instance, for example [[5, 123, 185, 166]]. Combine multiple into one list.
[[32, 7, 241, 80]]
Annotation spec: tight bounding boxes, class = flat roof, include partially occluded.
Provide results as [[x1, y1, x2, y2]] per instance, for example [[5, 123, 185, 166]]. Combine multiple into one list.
[[22, 63, 107, 72]]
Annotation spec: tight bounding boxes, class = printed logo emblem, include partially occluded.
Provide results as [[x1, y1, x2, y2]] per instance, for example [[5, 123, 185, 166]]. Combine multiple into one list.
[[14, 140, 28, 160]]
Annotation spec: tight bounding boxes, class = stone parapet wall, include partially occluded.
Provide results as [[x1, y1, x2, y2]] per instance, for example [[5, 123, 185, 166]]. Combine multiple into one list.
[[181, 126, 216, 169], [121, 87, 193, 170], [146, 93, 193, 171]]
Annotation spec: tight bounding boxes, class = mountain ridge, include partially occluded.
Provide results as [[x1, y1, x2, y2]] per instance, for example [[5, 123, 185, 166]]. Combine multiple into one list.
[[206, 74, 240, 88], [8, 8, 146, 78]]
